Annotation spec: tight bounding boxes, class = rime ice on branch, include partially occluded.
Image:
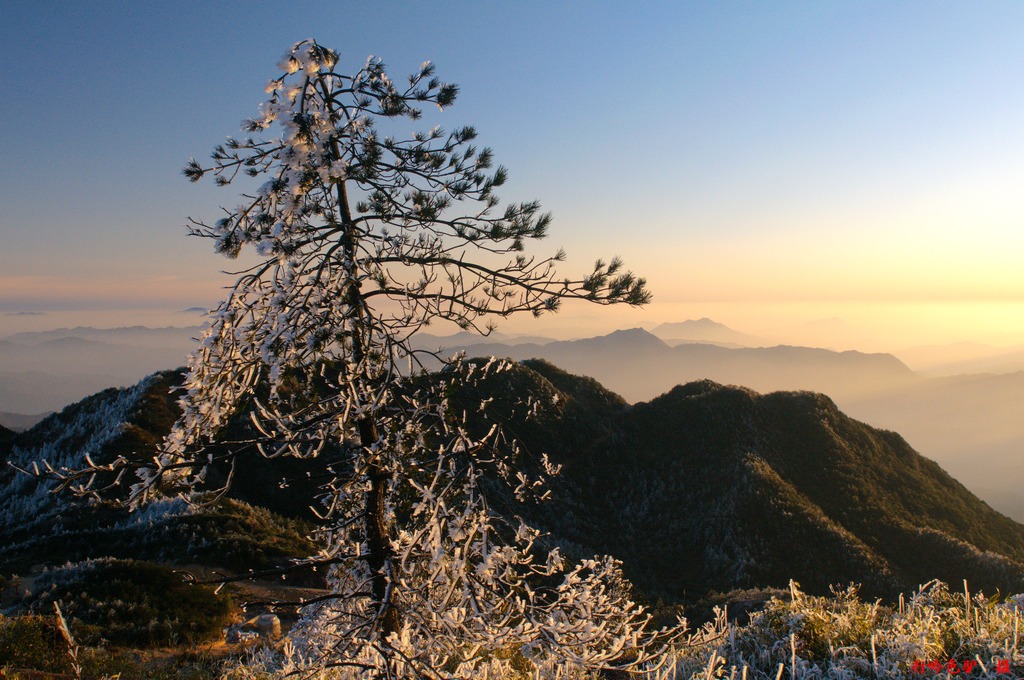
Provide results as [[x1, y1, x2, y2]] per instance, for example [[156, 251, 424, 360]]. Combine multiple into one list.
[[59, 39, 679, 677]]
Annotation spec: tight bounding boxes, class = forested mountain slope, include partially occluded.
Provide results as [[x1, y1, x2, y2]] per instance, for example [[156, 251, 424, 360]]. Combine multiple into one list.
[[0, 371, 313, 575], [541, 372, 1024, 600], [2, 360, 1021, 605]]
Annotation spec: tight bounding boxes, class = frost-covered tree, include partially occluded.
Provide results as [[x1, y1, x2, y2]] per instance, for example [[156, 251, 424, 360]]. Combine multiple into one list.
[[54, 40, 681, 677]]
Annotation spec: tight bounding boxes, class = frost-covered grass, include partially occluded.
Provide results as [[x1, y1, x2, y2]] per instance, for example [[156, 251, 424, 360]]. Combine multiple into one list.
[[216, 580, 1022, 679], [3, 578, 1022, 678], [656, 580, 1023, 679]]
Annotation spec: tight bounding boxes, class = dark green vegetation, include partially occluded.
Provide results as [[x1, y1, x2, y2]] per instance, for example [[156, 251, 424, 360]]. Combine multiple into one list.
[[0, 610, 233, 678], [2, 359, 1023, 651], [455, 360, 1024, 603], [0, 613, 69, 674], [28, 559, 231, 647], [0, 422, 15, 453]]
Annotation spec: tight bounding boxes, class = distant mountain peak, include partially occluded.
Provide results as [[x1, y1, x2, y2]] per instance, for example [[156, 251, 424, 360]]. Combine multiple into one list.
[[569, 327, 669, 350], [606, 327, 659, 338], [686, 317, 728, 328], [650, 319, 763, 348], [654, 318, 732, 331]]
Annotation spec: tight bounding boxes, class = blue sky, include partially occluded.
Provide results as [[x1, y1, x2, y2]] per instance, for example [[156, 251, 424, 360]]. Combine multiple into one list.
[[3, 2, 1023, 346]]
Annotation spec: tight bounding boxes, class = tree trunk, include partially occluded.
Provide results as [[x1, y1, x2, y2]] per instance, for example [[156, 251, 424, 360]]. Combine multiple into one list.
[[337, 176, 399, 638], [359, 415, 400, 637]]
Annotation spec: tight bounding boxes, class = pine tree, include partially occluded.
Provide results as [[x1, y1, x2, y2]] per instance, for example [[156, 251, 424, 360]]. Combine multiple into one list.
[[60, 40, 681, 677]]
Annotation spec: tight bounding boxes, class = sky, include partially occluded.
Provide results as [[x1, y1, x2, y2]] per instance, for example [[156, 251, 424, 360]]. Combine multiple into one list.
[[2, 1, 1023, 350]]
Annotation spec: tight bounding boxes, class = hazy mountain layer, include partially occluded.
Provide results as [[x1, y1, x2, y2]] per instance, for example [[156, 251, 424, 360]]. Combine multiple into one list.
[[0, 326, 199, 412], [0, 410, 53, 432], [843, 371, 1024, 521], [449, 328, 920, 403], [896, 341, 1024, 375]]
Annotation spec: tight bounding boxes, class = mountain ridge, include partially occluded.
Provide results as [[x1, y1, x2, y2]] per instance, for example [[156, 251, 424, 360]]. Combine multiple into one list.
[[513, 369, 1024, 600], [4, 361, 1020, 606]]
